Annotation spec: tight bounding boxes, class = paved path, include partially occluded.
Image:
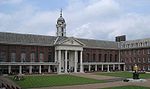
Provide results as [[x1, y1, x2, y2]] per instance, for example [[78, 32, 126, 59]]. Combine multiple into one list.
[[31, 79, 150, 89], [71, 73, 124, 80], [0, 76, 21, 89], [30, 73, 150, 89]]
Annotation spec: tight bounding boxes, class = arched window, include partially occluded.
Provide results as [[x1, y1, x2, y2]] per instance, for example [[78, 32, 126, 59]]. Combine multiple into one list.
[[143, 58, 145, 63], [21, 53, 26, 62], [87, 53, 89, 62], [140, 42, 143, 46], [99, 54, 101, 62], [30, 53, 35, 62], [48, 52, 52, 62], [0, 51, 6, 62], [115, 55, 117, 62], [93, 54, 96, 62], [11, 52, 16, 62], [39, 53, 44, 62], [136, 43, 138, 47], [104, 54, 107, 62], [110, 54, 112, 62], [138, 58, 140, 63]]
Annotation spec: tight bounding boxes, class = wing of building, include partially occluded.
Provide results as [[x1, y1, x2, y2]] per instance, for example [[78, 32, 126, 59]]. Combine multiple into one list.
[[0, 11, 150, 74]]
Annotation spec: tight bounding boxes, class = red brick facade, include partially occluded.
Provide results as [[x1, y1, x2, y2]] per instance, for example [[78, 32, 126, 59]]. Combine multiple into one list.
[[121, 48, 150, 71], [0, 44, 54, 62], [83, 48, 118, 62]]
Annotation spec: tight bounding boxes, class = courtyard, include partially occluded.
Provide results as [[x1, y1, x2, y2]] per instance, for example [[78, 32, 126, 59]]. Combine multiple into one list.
[[1, 71, 149, 89]]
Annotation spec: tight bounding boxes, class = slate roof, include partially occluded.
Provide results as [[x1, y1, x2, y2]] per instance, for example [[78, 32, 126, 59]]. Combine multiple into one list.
[[0, 32, 118, 49], [77, 38, 118, 49], [0, 32, 56, 46]]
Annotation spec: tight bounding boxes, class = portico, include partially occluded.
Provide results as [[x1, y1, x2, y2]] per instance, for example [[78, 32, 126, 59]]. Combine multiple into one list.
[[54, 37, 85, 74], [55, 45, 83, 74]]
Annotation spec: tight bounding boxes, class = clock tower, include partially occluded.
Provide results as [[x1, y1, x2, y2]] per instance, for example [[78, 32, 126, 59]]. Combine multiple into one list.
[[56, 9, 66, 37]]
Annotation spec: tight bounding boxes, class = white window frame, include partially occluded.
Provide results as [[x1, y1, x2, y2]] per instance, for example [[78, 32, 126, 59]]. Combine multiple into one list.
[[30, 53, 35, 62], [148, 66, 150, 71], [138, 58, 140, 63], [11, 53, 16, 62], [0, 51, 6, 62], [143, 49, 145, 54], [148, 49, 150, 54], [21, 53, 26, 62], [148, 58, 150, 63], [143, 58, 145, 63], [143, 66, 146, 71], [39, 53, 44, 62]]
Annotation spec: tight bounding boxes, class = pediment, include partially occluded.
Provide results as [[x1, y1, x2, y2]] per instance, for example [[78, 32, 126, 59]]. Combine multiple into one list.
[[58, 37, 85, 46]]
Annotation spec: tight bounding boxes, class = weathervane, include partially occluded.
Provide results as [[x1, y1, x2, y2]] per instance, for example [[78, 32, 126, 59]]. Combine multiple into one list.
[[60, 8, 62, 17]]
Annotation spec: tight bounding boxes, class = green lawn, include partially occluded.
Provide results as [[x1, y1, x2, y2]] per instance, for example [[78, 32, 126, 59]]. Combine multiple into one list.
[[10, 74, 105, 89], [96, 72, 150, 79], [102, 85, 150, 89]]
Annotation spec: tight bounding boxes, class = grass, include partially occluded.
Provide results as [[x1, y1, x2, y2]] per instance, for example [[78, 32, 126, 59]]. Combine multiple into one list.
[[10, 74, 105, 89], [102, 85, 150, 89], [96, 71, 150, 79]]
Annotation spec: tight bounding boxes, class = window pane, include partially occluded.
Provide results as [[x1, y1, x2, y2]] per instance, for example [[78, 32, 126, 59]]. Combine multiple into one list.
[[11, 53, 16, 62], [39, 53, 43, 62], [21, 53, 26, 62], [30, 53, 35, 62]]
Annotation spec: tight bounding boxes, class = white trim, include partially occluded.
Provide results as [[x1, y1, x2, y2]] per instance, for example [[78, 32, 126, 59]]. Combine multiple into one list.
[[55, 45, 83, 51], [148, 58, 150, 63], [54, 37, 59, 44], [0, 62, 58, 65], [148, 66, 150, 70], [58, 37, 85, 46], [83, 62, 125, 65]]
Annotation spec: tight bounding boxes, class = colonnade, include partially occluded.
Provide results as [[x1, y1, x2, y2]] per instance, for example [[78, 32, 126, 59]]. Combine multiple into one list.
[[85, 64, 125, 72], [7, 65, 52, 74], [56, 50, 83, 74]]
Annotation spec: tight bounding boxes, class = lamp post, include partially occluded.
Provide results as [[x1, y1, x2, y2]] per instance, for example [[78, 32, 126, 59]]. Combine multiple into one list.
[[133, 64, 139, 79]]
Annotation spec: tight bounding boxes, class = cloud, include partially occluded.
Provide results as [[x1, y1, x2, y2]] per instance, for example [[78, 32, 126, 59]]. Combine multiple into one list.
[[0, 0, 23, 4], [0, 0, 150, 41]]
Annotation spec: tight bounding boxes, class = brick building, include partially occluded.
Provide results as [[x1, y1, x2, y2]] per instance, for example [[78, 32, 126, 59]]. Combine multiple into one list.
[[0, 11, 149, 74]]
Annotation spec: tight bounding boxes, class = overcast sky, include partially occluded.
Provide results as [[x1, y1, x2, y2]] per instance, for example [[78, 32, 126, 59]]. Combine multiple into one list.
[[0, 0, 150, 41]]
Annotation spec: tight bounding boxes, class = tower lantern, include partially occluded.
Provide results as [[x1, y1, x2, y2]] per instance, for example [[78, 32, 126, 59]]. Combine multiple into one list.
[[56, 9, 66, 37]]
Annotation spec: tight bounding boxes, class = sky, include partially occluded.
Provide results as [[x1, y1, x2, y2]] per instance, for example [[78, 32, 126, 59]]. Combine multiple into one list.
[[0, 0, 150, 41]]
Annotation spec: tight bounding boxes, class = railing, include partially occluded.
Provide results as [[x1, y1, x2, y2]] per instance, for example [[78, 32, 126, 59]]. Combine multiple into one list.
[[0, 62, 58, 65], [82, 62, 125, 65]]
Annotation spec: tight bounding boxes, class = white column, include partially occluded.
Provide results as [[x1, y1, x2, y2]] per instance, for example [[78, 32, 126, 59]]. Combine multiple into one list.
[[48, 65, 51, 73], [95, 65, 97, 71], [101, 64, 103, 71], [58, 50, 61, 74], [65, 50, 68, 73], [19, 65, 22, 74], [74, 51, 77, 73], [118, 64, 120, 71], [88, 65, 91, 71], [29, 65, 32, 74], [39, 65, 41, 74], [80, 51, 83, 72], [113, 64, 115, 71], [55, 50, 57, 62], [8, 65, 11, 74], [107, 65, 109, 72]]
